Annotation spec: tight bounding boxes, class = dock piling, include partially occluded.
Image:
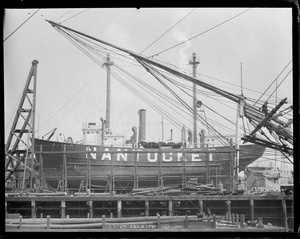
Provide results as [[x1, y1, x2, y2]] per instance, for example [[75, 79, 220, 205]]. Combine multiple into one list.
[[31, 200, 36, 218], [47, 215, 50, 230], [281, 199, 288, 229], [232, 213, 235, 224], [250, 199, 254, 225], [257, 217, 263, 228], [102, 215, 106, 229], [185, 214, 188, 228], [61, 201, 66, 218], [212, 214, 217, 228], [240, 214, 245, 228], [19, 215, 22, 230], [157, 213, 161, 229]]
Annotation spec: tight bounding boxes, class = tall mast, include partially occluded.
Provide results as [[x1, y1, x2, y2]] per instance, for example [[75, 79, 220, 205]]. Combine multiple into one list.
[[234, 63, 244, 186], [102, 54, 114, 131], [47, 20, 293, 155], [189, 53, 200, 148]]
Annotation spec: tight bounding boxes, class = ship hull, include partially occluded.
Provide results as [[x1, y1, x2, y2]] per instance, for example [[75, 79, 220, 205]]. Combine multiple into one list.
[[34, 139, 265, 192]]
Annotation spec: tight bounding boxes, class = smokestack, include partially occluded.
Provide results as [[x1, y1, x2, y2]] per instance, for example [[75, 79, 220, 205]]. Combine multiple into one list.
[[138, 109, 146, 142]]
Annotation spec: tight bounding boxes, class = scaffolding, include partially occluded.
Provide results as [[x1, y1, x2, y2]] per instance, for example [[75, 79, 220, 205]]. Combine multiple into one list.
[[5, 60, 39, 192]]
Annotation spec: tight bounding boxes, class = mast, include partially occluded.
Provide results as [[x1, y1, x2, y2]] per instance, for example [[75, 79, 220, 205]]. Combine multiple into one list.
[[189, 53, 200, 148], [234, 63, 244, 187], [102, 54, 114, 132], [47, 20, 293, 155]]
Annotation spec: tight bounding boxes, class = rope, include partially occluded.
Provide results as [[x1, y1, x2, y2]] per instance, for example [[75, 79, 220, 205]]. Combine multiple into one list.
[[150, 8, 251, 57], [60, 8, 89, 24], [140, 8, 196, 54], [254, 60, 292, 105], [4, 9, 40, 42]]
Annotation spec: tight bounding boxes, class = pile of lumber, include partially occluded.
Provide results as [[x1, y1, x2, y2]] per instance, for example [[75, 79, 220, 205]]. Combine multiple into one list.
[[131, 186, 181, 196], [181, 182, 221, 195], [6, 215, 221, 230], [130, 183, 222, 196]]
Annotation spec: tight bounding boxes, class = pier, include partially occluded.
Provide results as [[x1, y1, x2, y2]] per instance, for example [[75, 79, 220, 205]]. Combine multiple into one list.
[[5, 194, 293, 230]]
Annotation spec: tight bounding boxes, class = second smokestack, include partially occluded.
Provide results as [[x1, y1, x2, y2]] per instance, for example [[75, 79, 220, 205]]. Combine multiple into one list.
[[138, 109, 146, 142]]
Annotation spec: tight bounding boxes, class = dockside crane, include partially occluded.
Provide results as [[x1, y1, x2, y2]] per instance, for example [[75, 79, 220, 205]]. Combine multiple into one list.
[[5, 60, 39, 192]]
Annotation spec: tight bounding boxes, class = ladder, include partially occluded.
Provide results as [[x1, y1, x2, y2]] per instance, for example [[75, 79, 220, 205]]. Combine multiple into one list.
[[5, 60, 39, 191], [79, 180, 87, 192]]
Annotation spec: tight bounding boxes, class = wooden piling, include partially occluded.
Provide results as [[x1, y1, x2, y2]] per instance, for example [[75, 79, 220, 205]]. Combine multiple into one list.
[[145, 200, 149, 217], [236, 213, 239, 225], [88, 201, 93, 218], [168, 200, 173, 216], [225, 200, 231, 221], [240, 214, 245, 228], [212, 214, 217, 228], [102, 215, 106, 229], [157, 213, 160, 229], [61, 201, 66, 218], [232, 213, 235, 224], [185, 214, 188, 229], [199, 199, 203, 215], [117, 200, 122, 218], [110, 212, 113, 218], [19, 215, 22, 230], [257, 217, 263, 228], [250, 199, 254, 224], [31, 200, 36, 218], [281, 199, 288, 229], [47, 215, 50, 230]]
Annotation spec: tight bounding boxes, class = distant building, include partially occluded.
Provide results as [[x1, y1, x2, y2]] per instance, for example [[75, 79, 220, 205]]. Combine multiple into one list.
[[245, 166, 281, 192]]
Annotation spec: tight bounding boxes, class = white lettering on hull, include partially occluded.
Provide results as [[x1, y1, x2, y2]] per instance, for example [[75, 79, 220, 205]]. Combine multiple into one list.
[[87, 148, 211, 163], [147, 153, 157, 162], [162, 153, 172, 162], [177, 153, 187, 161], [86, 146, 96, 160], [101, 148, 111, 161], [117, 149, 127, 161], [192, 153, 202, 161]]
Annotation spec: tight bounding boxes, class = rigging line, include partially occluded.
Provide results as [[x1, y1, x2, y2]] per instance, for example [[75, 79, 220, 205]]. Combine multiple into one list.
[[264, 68, 293, 104], [62, 27, 142, 68], [153, 68, 237, 129], [109, 59, 190, 126], [113, 67, 192, 130], [254, 60, 292, 105], [60, 8, 90, 24], [53, 8, 73, 22], [150, 8, 251, 57], [115, 65, 188, 111], [59, 26, 190, 129], [141, 59, 233, 148], [4, 9, 40, 42], [135, 60, 199, 130], [38, 70, 101, 131], [140, 8, 196, 54], [113, 72, 185, 131]]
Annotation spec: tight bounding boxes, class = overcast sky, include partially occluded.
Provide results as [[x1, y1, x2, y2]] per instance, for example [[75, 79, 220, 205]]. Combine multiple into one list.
[[4, 7, 293, 153]]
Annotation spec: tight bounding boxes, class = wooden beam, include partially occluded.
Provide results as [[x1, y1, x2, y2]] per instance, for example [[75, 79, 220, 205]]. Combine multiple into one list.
[[281, 199, 288, 229]]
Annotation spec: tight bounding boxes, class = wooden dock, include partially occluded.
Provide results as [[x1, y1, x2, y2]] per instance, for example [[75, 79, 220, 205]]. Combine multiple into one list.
[[5, 194, 293, 231]]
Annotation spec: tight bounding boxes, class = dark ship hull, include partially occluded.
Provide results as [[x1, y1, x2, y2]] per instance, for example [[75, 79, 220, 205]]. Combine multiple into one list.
[[34, 138, 265, 192]]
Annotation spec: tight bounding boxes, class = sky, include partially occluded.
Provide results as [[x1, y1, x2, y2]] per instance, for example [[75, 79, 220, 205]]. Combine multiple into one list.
[[4, 8, 293, 171]]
